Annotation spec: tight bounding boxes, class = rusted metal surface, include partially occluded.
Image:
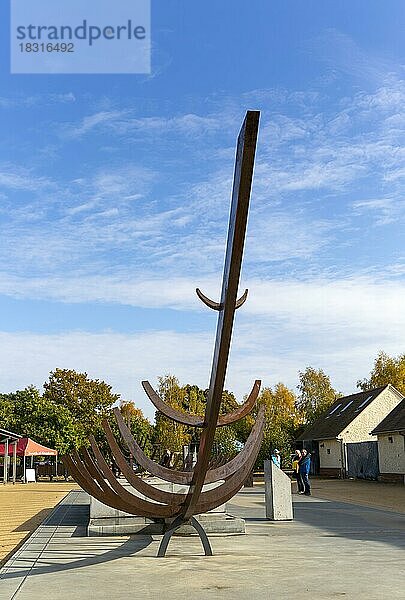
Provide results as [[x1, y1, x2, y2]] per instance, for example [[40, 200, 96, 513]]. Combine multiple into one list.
[[142, 378, 260, 428], [101, 421, 184, 505], [114, 407, 194, 485], [182, 110, 260, 521], [195, 287, 248, 311], [63, 110, 264, 557]]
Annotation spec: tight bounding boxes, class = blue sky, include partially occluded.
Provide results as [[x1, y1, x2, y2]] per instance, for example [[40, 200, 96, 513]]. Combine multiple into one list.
[[0, 1, 404, 419]]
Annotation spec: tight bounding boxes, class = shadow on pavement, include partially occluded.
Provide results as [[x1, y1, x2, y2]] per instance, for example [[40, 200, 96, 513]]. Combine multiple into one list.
[[14, 509, 54, 533], [230, 489, 405, 551], [0, 534, 154, 581]]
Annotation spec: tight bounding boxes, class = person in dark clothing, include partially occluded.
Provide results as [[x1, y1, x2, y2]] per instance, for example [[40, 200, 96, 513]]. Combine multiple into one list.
[[299, 449, 311, 495], [160, 449, 173, 468], [292, 449, 304, 493]]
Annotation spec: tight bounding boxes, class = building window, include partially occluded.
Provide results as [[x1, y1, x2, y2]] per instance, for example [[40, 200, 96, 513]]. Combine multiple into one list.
[[327, 403, 342, 417], [355, 395, 373, 411], [327, 448, 331, 454], [388, 436, 393, 444]]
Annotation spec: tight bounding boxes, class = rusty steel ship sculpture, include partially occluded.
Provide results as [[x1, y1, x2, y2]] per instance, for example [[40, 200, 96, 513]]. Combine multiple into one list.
[[63, 110, 265, 557]]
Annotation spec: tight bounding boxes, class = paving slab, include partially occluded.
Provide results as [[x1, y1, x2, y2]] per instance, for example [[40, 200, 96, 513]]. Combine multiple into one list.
[[0, 485, 404, 599]]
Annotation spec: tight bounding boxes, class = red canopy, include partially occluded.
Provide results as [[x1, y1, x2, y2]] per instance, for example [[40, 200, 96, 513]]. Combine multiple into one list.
[[0, 437, 57, 457]]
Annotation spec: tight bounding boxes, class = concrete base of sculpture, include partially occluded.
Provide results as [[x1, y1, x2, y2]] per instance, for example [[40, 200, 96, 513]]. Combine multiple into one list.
[[87, 476, 246, 536], [264, 460, 293, 521]]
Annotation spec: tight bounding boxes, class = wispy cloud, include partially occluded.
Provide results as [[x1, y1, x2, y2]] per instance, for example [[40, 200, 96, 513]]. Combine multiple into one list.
[[0, 270, 403, 417], [307, 29, 398, 84], [0, 164, 54, 192], [353, 197, 405, 225], [63, 110, 223, 139], [0, 93, 76, 109], [64, 110, 127, 138], [0, 330, 212, 419]]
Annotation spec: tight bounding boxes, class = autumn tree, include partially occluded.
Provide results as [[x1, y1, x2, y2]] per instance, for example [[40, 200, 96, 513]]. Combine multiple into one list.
[[153, 375, 191, 453], [357, 351, 405, 395], [43, 369, 120, 445], [296, 367, 340, 426], [153, 376, 246, 457], [256, 383, 299, 468]]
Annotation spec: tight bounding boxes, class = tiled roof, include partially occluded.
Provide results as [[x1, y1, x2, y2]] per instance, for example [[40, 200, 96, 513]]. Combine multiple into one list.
[[296, 386, 389, 441], [371, 397, 405, 434]]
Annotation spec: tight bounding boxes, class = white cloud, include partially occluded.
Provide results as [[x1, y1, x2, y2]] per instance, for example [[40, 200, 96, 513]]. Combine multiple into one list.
[[0, 92, 76, 109], [65, 110, 127, 138], [308, 29, 396, 84], [0, 164, 53, 192], [245, 211, 332, 263], [244, 277, 405, 338], [0, 271, 403, 343], [64, 111, 223, 139], [353, 198, 405, 225], [0, 330, 213, 420], [0, 270, 403, 419]]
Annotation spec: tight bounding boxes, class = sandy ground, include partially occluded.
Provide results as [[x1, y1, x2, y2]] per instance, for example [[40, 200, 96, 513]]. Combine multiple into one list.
[[0, 482, 78, 566], [294, 476, 405, 513]]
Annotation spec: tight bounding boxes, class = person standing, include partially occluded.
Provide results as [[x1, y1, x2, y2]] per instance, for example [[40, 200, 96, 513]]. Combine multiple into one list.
[[299, 449, 311, 496], [160, 449, 172, 468], [271, 449, 281, 468], [292, 449, 304, 493]]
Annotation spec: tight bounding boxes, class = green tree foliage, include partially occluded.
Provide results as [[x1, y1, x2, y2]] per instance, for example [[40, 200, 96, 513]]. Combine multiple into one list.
[[112, 400, 154, 457], [221, 389, 255, 447], [119, 401, 153, 442], [0, 393, 14, 430], [154, 375, 191, 452], [256, 383, 299, 468], [153, 376, 246, 457], [357, 351, 405, 395], [296, 367, 340, 426], [213, 425, 238, 456], [2, 386, 79, 453], [43, 368, 120, 444]]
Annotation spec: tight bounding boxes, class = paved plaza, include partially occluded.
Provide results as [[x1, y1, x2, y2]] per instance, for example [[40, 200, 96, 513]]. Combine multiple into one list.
[[1, 481, 404, 599]]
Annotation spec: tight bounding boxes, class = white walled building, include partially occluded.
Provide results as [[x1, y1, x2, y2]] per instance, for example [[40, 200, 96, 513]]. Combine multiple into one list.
[[297, 385, 403, 478], [371, 398, 405, 484]]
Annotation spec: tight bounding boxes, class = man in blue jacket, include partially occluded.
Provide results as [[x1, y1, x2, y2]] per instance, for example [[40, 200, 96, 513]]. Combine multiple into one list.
[[299, 449, 311, 496]]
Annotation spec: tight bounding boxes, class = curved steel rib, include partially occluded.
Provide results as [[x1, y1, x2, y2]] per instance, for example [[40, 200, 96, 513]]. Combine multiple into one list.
[[194, 405, 264, 513], [101, 420, 184, 505], [235, 288, 248, 309], [141, 382, 203, 427], [196, 288, 249, 311], [114, 402, 265, 486], [64, 405, 263, 519], [218, 379, 260, 425], [207, 404, 265, 482], [196, 288, 222, 311], [63, 452, 144, 516], [68, 448, 178, 519], [114, 408, 194, 484], [141, 379, 260, 428], [87, 439, 177, 518]]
